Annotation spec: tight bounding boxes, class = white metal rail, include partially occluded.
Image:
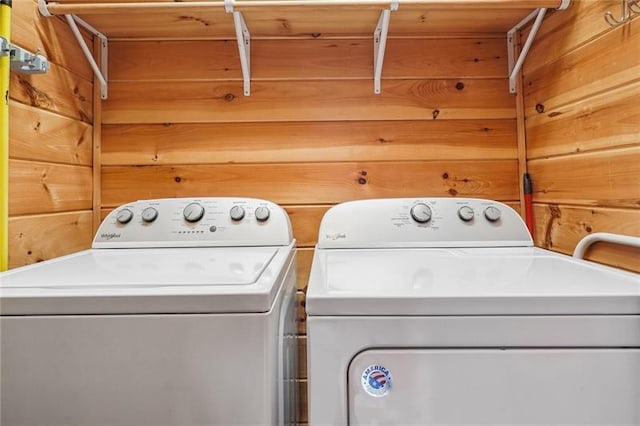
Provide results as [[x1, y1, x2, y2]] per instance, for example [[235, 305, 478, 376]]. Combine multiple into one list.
[[573, 232, 640, 260]]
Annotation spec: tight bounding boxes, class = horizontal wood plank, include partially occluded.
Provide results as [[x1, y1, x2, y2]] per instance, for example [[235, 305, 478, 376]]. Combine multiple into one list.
[[109, 38, 507, 81], [101, 120, 517, 165], [12, 0, 94, 80], [102, 79, 515, 124], [523, 0, 623, 74], [51, 6, 548, 38], [286, 205, 329, 248], [9, 160, 93, 215], [10, 63, 93, 123], [524, 16, 640, 116], [101, 161, 519, 207], [528, 146, 640, 208], [533, 203, 640, 273], [8, 211, 93, 268], [10, 101, 93, 166], [526, 80, 640, 159]]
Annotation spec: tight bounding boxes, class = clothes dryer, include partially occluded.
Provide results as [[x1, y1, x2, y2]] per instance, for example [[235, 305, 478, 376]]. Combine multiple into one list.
[[1, 197, 297, 426], [306, 198, 640, 426]]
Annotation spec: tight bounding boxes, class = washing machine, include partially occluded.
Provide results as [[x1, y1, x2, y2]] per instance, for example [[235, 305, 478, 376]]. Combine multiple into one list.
[[306, 197, 640, 426], [1, 197, 297, 426]]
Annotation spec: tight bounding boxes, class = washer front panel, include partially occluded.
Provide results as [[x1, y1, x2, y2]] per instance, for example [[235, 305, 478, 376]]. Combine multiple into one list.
[[348, 348, 640, 425]]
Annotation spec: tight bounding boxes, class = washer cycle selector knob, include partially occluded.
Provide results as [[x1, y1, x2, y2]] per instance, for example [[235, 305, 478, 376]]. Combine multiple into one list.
[[115, 208, 134, 224], [183, 203, 205, 223], [410, 203, 432, 224], [484, 206, 502, 222], [458, 206, 475, 222], [255, 206, 270, 222], [141, 207, 158, 223], [230, 205, 245, 221]]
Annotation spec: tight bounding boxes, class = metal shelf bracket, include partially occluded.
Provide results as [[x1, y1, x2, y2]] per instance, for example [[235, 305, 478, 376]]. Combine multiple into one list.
[[0, 37, 50, 74], [507, 1, 570, 94], [373, 0, 398, 94], [225, 0, 251, 96], [38, 0, 108, 99]]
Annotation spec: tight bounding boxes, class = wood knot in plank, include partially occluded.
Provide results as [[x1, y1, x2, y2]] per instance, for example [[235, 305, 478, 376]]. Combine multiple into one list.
[[455, 82, 465, 90], [178, 15, 211, 26], [535, 103, 545, 113], [357, 170, 368, 185], [174, 176, 182, 183], [18, 76, 53, 108], [432, 109, 440, 119], [449, 188, 458, 196], [225, 93, 235, 102]]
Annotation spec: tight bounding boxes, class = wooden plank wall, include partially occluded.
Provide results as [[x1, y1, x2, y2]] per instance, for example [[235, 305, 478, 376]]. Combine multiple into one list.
[[101, 33, 519, 422], [8, 0, 94, 268], [523, 0, 640, 272]]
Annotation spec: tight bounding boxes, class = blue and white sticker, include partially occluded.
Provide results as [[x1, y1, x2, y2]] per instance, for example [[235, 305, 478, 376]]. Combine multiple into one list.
[[361, 364, 392, 397]]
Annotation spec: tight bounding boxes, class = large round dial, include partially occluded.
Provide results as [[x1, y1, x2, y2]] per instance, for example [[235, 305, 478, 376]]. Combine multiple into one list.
[[410, 203, 432, 224], [255, 206, 270, 222], [230, 205, 245, 221], [183, 202, 205, 223], [115, 208, 134, 224], [458, 206, 475, 222], [484, 206, 502, 222], [141, 207, 158, 223]]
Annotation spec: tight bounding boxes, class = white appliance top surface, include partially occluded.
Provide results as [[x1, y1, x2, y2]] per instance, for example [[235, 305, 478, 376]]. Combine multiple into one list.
[[0, 245, 293, 315], [306, 247, 640, 316]]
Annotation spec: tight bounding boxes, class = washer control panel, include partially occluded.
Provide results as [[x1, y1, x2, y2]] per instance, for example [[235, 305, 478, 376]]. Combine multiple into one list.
[[318, 198, 532, 248], [93, 198, 293, 248]]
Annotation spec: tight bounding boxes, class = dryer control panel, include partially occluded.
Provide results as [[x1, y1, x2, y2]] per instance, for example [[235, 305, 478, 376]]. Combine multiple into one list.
[[93, 198, 293, 248], [318, 198, 532, 249]]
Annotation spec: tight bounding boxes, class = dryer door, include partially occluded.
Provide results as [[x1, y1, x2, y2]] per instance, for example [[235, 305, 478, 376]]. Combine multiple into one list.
[[348, 348, 640, 425]]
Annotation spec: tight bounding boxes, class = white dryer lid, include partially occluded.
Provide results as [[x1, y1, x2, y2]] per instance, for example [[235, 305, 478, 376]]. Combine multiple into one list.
[[0, 246, 293, 315], [306, 247, 640, 316]]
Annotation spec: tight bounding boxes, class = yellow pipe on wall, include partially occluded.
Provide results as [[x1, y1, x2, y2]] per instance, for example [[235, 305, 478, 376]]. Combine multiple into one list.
[[0, 0, 10, 271]]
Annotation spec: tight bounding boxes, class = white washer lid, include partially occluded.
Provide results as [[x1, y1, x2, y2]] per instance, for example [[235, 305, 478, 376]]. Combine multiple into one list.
[[0, 246, 293, 315], [306, 247, 640, 316]]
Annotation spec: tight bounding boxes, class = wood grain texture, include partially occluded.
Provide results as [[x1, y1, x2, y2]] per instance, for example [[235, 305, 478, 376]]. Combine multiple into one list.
[[8, 211, 94, 268], [526, 81, 640, 159], [101, 120, 517, 165], [528, 146, 640, 208], [102, 79, 515, 124], [101, 161, 519, 207], [529, 146, 640, 208], [47, 5, 553, 38], [523, 0, 625, 74], [296, 248, 313, 292], [524, 16, 640, 116], [109, 38, 507, 81], [298, 336, 307, 380], [532, 204, 640, 272], [9, 101, 93, 166], [9, 160, 93, 216], [286, 205, 329, 248], [10, 63, 93, 123], [12, 0, 94, 81]]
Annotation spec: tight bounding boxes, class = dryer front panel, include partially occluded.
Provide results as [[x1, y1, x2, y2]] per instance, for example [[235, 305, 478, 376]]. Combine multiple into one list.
[[348, 348, 640, 425]]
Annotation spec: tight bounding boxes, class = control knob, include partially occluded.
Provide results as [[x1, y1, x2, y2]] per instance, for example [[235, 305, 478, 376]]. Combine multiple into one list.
[[255, 206, 270, 222], [115, 208, 134, 224], [183, 203, 205, 223], [230, 205, 246, 221], [484, 206, 502, 222], [458, 206, 475, 222], [410, 203, 432, 224], [141, 207, 158, 223]]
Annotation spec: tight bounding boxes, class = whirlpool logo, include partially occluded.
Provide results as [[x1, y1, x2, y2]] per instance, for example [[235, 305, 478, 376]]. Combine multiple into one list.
[[325, 233, 347, 241], [101, 233, 121, 240]]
